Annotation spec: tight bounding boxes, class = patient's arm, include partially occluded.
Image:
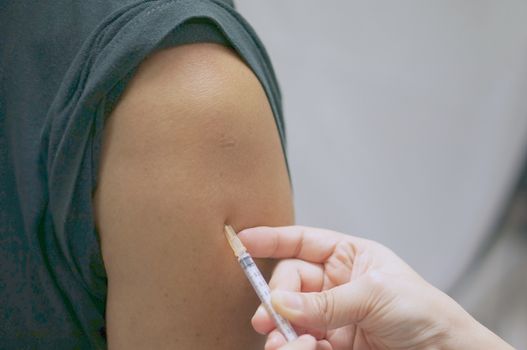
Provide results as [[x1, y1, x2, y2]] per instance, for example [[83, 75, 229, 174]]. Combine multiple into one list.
[[93, 43, 293, 349]]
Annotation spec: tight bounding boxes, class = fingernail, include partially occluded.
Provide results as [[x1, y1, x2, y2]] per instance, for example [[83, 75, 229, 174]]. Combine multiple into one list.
[[298, 334, 316, 345], [253, 304, 267, 321], [272, 291, 303, 312], [256, 304, 266, 314]]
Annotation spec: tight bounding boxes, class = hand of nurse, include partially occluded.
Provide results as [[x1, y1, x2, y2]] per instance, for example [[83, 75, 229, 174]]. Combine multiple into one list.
[[238, 226, 513, 350]]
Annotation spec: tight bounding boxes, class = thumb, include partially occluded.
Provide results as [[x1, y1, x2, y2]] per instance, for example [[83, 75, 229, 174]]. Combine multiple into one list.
[[271, 273, 380, 331]]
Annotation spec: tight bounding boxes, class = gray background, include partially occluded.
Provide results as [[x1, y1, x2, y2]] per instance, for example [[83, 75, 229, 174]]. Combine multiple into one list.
[[236, 0, 527, 290]]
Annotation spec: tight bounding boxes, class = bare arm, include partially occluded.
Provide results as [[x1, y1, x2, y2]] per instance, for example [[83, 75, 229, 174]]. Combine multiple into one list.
[[94, 43, 293, 349]]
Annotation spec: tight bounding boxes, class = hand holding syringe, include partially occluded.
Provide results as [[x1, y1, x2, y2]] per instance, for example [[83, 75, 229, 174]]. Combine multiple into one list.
[[234, 225, 517, 350], [224, 225, 298, 343]]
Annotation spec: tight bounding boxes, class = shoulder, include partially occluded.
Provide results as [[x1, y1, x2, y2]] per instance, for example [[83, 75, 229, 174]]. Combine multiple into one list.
[[104, 43, 284, 175]]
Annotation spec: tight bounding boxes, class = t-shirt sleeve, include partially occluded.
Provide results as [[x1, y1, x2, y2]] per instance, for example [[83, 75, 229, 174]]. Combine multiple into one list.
[[39, 0, 285, 346]]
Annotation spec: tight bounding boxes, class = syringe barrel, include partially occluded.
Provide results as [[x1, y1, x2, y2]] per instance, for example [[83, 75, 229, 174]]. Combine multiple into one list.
[[237, 252, 298, 342]]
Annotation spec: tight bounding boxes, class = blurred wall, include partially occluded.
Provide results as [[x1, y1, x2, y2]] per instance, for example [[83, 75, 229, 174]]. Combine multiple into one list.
[[236, 0, 527, 290]]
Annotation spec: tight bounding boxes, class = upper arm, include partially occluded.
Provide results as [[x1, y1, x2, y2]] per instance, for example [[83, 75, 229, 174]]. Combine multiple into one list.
[[93, 43, 293, 349]]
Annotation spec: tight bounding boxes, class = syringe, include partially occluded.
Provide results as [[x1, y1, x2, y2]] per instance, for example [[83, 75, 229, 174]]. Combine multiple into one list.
[[224, 225, 298, 343]]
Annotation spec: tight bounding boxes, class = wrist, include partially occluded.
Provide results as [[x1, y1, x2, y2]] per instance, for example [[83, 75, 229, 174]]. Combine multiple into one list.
[[440, 299, 514, 350]]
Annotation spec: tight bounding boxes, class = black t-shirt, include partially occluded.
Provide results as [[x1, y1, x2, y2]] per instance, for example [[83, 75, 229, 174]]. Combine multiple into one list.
[[0, 0, 286, 348]]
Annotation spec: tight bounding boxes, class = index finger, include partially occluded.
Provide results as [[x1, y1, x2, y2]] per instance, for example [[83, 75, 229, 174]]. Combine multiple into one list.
[[237, 225, 364, 263]]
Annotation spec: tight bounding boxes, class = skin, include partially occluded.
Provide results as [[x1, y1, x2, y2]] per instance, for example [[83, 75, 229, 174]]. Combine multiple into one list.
[[239, 226, 515, 350], [94, 43, 293, 349]]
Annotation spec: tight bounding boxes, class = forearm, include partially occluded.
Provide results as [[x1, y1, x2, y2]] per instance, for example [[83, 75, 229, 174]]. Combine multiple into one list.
[[444, 317, 514, 350]]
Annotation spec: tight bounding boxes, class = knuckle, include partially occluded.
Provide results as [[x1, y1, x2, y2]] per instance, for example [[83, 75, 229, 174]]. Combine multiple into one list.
[[269, 259, 296, 289], [363, 270, 391, 302], [312, 291, 335, 331], [364, 270, 386, 289]]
